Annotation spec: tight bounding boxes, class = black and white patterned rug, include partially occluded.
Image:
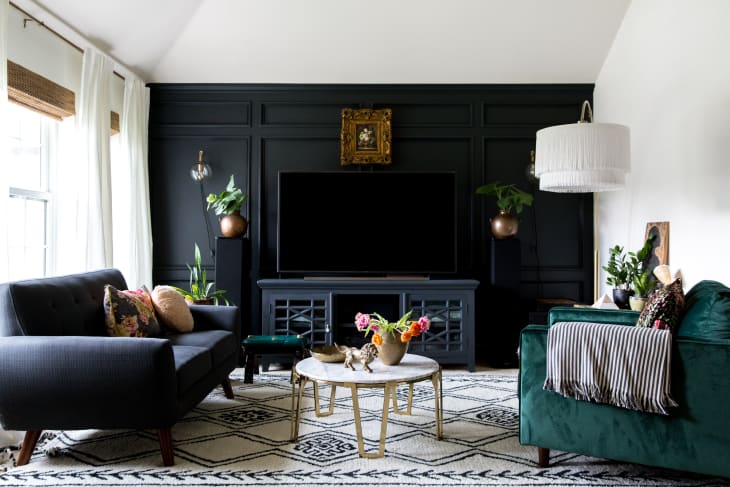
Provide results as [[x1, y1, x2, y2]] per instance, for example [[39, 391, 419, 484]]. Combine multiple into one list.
[[0, 369, 727, 486]]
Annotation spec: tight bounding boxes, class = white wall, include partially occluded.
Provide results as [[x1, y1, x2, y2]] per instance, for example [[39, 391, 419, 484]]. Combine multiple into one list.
[[594, 0, 730, 292]]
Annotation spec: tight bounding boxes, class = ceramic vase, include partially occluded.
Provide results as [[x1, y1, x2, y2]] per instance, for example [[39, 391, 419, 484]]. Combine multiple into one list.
[[612, 288, 633, 310], [629, 296, 647, 312], [220, 211, 248, 237], [378, 331, 408, 365], [490, 210, 519, 239]]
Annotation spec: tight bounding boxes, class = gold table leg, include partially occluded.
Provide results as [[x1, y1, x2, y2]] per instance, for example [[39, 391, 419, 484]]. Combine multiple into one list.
[[391, 382, 414, 415], [349, 382, 391, 458], [430, 368, 443, 439], [313, 383, 337, 417], [290, 375, 307, 441]]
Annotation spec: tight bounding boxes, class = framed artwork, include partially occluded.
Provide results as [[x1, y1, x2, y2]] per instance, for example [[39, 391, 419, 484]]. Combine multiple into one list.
[[644, 221, 669, 273], [340, 108, 392, 165]]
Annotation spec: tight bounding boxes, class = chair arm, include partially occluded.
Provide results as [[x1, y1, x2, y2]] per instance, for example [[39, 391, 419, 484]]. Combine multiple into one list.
[[0, 336, 177, 431], [547, 306, 639, 327], [189, 304, 241, 343]]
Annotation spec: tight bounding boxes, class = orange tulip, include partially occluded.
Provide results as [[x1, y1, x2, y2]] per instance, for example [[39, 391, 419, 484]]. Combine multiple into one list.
[[372, 334, 383, 346], [409, 322, 421, 337], [401, 331, 413, 343]]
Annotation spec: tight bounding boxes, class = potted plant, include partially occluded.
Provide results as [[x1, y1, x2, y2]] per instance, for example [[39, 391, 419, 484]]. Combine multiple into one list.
[[602, 235, 655, 309], [630, 268, 656, 311], [172, 243, 229, 305], [207, 175, 249, 237], [475, 181, 533, 238]]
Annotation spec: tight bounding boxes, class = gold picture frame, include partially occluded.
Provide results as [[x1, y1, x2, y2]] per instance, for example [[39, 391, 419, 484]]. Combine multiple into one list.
[[644, 221, 670, 271], [340, 108, 392, 165]]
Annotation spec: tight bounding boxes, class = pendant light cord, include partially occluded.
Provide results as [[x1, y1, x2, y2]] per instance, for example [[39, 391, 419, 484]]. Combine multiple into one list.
[[199, 182, 215, 258]]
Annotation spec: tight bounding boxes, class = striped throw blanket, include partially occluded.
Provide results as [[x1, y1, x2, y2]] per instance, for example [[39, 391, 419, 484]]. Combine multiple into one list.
[[543, 321, 678, 415]]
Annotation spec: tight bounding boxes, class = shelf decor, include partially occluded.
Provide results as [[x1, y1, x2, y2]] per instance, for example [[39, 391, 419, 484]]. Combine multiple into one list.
[[355, 310, 430, 365], [340, 108, 392, 165]]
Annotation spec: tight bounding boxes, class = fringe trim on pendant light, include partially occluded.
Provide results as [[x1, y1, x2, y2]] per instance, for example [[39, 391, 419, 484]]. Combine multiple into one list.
[[535, 105, 630, 193]]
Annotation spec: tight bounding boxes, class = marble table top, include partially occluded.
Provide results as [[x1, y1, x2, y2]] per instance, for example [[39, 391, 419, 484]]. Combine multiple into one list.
[[295, 353, 439, 384]]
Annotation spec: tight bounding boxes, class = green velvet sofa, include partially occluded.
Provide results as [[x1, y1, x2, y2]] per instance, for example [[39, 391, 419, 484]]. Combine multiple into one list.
[[519, 280, 730, 478]]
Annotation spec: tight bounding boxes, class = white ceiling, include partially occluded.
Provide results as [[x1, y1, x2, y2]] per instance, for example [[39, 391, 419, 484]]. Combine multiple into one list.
[[26, 0, 631, 83]]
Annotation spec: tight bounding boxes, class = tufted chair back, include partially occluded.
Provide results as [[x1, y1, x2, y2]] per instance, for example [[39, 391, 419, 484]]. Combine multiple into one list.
[[0, 269, 127, 337]]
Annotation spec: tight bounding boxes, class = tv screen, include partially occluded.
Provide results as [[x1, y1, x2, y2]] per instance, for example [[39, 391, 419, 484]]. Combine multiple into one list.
[[277, 171, 457, 276]]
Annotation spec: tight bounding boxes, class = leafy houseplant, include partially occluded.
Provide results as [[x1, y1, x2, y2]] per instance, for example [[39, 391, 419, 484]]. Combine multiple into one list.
[[475, 181, 534, 239], [632, 268, 657, 299], [206, 175, 249, 237], [602, 235, 655, 309], [172, 243, 229, 305]]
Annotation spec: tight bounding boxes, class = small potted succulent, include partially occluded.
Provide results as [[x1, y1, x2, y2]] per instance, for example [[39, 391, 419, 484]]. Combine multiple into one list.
[[475, 181, 533, 239], [207, 175, 249, 237]]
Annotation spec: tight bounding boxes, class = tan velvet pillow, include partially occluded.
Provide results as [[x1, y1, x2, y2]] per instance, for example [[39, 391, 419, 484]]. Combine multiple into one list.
[[151, 285, 194, 333]]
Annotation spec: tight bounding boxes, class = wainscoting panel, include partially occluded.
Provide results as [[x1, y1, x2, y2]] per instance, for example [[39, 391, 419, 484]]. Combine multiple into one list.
[[148, 83, 594, 344]]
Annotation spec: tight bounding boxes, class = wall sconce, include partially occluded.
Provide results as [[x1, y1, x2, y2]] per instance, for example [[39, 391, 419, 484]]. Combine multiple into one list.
[[190, 150, 212, 182], [535, 101, 630, 193], [190, 149, 215, 257]]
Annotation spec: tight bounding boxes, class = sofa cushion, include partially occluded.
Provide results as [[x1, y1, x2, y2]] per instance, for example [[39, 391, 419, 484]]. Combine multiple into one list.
[[677, 280, 730, 339], [151, 285, 194, 333], [103, 285, 161, 337], [636, 279, 685, 331], [167, 330, 237, 367], [172, 345, 212, 396]]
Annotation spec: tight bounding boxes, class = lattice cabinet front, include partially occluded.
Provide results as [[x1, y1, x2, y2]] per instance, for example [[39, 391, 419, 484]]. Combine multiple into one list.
[[258, 279, 477, 371], [262, 292, 331, 347]]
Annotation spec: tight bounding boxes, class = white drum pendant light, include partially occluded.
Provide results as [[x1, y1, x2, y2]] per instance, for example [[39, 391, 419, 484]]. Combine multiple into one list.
[[535, 101, 630, 193]]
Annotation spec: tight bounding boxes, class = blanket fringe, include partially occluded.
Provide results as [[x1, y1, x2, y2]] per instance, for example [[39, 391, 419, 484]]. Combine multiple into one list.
[[544, 378, 678, 415]]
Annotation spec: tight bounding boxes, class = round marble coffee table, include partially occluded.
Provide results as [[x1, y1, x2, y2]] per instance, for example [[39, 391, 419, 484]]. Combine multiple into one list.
[[290, 353, 442, 458]]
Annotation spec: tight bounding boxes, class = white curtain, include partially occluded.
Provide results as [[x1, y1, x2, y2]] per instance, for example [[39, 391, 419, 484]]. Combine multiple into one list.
[[114, 77, 152, 288], [0, 0, 24, 450], [0, 0, 9, 283], [76, 47, 114, 270]]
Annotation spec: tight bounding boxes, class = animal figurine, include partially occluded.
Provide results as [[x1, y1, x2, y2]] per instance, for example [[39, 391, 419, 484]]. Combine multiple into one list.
[[335, 343, 379, 373]]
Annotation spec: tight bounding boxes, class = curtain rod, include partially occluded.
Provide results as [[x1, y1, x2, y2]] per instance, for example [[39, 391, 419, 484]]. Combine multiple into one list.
[[9, 1, 125, 81]]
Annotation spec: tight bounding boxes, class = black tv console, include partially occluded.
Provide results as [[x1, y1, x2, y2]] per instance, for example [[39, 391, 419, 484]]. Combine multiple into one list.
[[257, 278, 479, 371]]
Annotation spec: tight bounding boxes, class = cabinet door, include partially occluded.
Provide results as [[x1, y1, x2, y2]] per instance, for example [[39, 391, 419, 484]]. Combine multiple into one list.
[[265, 293, 331, 347], [407, 293, 467, 353]]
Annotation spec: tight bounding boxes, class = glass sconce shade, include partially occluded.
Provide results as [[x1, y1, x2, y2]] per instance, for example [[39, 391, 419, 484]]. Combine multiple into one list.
[[190, 150, 212, 182]]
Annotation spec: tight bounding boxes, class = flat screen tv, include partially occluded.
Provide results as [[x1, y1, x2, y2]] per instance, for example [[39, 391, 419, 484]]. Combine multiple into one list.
[[277, 171, 457, 276]]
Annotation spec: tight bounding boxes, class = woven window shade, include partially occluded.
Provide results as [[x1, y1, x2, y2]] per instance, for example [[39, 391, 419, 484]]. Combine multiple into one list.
[[7, 60, 121, 133], [111, 110, 119, 135], [7, 60, 75, 121]]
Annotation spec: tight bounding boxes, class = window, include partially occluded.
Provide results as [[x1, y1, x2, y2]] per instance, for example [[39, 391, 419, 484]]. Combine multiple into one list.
[[5, 102, 58, 280]]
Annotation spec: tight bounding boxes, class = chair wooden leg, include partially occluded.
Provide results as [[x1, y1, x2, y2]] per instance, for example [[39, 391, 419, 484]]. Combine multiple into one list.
[[221, 377, 234, 399], [158, 428, 174, 467], [538, 447, 550, 467], [16, 430, 42, 466]]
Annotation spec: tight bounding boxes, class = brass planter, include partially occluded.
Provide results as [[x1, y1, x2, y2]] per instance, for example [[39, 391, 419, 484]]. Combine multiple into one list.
[[220, 211, 248, 237], [490, 210, 519, 239], [377, 331, 408, 365]]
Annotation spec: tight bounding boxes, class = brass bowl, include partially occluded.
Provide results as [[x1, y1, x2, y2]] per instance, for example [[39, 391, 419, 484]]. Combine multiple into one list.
[[310, 345, 345, 363]]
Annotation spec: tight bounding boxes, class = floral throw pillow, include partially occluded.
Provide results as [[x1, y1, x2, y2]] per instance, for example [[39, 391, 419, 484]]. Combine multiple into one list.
[[104, 284, 161, 337], [636, 278, 686, 331]]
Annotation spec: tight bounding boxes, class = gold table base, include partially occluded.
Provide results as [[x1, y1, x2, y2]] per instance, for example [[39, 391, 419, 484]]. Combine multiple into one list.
[[290, 367, 443, 458]]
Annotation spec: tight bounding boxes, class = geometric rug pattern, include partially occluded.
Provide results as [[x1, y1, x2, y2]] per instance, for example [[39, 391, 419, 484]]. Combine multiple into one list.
[[0, 369, 727, 486]]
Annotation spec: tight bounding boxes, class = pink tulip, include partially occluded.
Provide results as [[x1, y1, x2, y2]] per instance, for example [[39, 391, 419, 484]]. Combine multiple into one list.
[[418, 316, 431, 332], [355, 313, 370, 331]]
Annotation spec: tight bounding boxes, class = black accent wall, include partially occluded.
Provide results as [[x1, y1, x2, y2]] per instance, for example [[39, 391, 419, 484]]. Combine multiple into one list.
[[148, 84, 595, 352]]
